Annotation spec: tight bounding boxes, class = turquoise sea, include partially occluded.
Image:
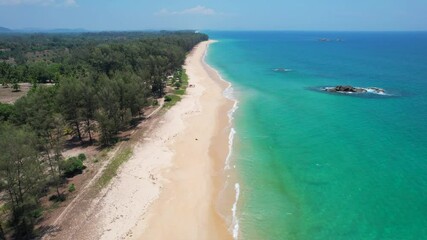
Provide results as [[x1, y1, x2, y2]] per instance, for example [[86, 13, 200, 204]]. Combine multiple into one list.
[[205, 32, 427, 240]]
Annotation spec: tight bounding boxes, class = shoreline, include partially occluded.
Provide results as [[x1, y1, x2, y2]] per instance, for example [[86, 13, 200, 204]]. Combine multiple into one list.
[[202, 44, 241, 239], [133, 40, 236, 239], [45, 40, 237, 240]]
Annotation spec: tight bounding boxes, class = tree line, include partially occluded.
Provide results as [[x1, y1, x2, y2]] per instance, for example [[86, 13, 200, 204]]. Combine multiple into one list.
[[0, 31, 208, 239]]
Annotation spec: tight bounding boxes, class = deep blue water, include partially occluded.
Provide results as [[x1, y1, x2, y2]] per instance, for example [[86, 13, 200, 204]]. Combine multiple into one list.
[[206, 31, 427, 240]]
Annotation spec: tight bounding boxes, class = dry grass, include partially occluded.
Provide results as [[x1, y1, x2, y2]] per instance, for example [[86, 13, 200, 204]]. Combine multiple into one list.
[[0, 83, 31, 104], [96, 148, 133, 189]]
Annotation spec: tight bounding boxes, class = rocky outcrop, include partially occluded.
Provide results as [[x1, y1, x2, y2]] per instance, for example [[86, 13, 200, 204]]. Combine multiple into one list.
[[324, 86, 386, 95], [326, 85, 366, 93]]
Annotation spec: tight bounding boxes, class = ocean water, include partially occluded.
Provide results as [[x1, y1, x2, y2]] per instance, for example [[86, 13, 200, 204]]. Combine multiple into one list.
[[205, 32, 427, 240]]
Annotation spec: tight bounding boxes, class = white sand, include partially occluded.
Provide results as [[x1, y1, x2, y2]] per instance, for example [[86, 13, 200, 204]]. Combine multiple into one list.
[[53, 41, 234, 240], [132, 40, 234, 240]]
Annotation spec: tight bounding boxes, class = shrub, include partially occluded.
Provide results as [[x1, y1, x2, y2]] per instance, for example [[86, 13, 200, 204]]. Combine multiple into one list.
[[60, 157, 85, 178], [78, 153, 86, 161], [12, 82, 20, 92], [165, 95, 172, 102], [0, 103, 15, 121], [31, 208, 43, 219], [49, 194, 66, 202], [68, 183, 76, 192], [163, 95, 181, 108], [174, 89, 185, 95]]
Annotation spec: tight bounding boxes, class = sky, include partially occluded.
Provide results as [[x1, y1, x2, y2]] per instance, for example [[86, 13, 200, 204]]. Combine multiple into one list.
[[0, 0, 427, 31]]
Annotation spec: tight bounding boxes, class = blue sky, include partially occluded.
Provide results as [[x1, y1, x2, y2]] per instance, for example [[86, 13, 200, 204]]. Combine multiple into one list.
[[0, 0, 426, 31]]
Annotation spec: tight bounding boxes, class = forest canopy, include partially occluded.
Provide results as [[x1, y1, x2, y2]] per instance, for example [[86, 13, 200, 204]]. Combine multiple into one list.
[[0, 31, 208, 143], [0, 31, 207, 239]]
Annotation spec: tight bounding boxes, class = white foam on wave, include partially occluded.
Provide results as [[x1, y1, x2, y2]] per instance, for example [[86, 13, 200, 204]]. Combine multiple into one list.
[[273, 68, 292, 72], [223, 86, 237, 101], [224, 85, 239, 124], [204, 40, 241, 240], [222, 75, 241, 240], [364, 88, 389, 96], [225, 127, 236, 170], [223, 87, 240, 240], [224, 89, 238, 170], [232, 183, 240, 240]]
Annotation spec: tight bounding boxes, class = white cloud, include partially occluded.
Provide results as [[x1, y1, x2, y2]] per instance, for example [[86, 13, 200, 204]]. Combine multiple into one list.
[[155, 8, 171, 16], [181, 5, 216, 15], [155, 5, 216, 16], [63, 0, 76, 6], [0, 0, 77, 6]]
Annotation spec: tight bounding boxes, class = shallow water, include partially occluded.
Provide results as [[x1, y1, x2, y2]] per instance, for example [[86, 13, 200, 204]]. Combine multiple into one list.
[[206, 31, 427, 240]]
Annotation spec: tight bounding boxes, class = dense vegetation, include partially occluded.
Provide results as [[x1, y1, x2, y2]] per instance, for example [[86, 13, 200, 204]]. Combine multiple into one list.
[[0, 31, 207, 239]]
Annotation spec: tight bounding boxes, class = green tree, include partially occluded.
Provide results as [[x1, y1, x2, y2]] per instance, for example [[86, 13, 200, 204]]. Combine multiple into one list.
[[0, 103, 15, 122], [0, 124, 45, 239], [80, 77, 97, 143], [57, 78, 84, 141], [0, 62, 12, 88], [12, 80, 20, 92], [44, 114, 66, 200], [13, 86, 57, 135], [13, 88, 67, 200], [95, 77, 121, 145]]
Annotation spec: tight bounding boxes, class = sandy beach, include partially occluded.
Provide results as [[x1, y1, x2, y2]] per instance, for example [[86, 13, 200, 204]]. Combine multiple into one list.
[[132, 40, 235, 240], [46, 40, 235, 240]]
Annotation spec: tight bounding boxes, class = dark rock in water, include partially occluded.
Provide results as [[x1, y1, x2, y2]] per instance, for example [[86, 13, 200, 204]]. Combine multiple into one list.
[[324, 85, 386, 95], [326, 85, 366, 93]]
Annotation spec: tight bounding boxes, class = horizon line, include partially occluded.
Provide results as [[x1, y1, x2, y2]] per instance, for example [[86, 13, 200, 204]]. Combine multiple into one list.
[[1, 27, 427, 33]]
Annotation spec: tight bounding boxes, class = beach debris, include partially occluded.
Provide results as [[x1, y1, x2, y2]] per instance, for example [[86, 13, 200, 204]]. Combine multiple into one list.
[[149, 173, 157, 184]]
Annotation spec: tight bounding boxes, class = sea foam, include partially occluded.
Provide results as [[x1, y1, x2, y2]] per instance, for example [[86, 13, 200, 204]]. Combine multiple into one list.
[[225, 127, 236, 170], [232, 183, 241, 240], [225, 88, 238, 170], [223, 86, 241, 239], [205, 40, 241, 240]]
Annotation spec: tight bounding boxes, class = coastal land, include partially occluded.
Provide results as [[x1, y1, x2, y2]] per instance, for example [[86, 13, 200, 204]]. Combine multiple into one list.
[[133, 40, 234, 240], [45, 40, 235, 240]]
